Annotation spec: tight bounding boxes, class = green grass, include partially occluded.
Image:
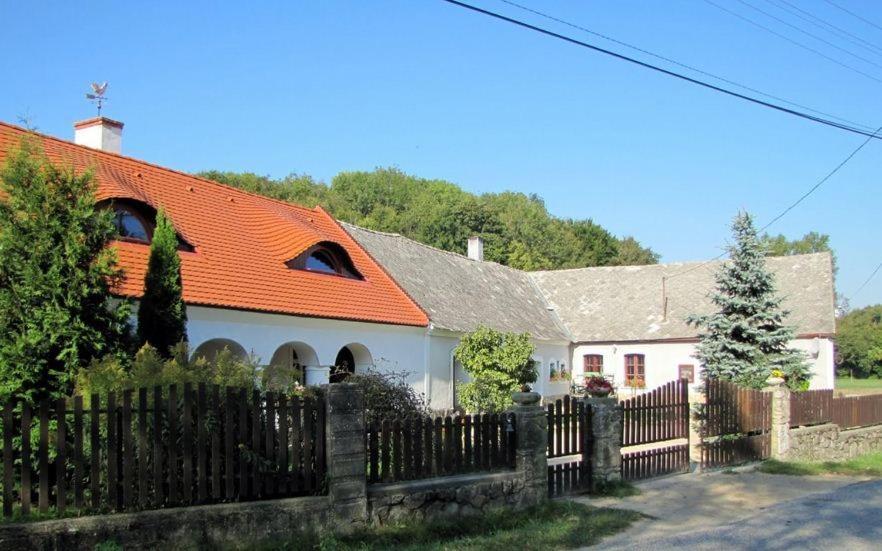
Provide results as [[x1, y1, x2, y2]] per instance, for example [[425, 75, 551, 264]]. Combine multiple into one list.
[[834, 377, 882, 396], [757, 451, 882, 477], [264, 501, 642, 551]]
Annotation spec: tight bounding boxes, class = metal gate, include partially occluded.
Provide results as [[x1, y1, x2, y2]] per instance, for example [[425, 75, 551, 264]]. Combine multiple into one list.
[[700, 378, 771, 469], [620, 378, 691, 480], [546, 396, 592, 497]]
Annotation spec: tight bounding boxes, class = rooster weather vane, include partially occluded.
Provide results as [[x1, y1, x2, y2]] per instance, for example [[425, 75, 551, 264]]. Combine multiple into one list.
[[85, 82, 109, 116]]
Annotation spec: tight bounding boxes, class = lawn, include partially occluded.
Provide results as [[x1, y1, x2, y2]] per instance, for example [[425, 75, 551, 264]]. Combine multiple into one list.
[[268, 501, 642, 551], [757, 451, 882, 477], [834, 377, 882, 396]]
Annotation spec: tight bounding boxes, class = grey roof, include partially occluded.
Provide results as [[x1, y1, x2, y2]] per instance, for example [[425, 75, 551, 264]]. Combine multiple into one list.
[[529, 253, 836, 342], [343, 224, 571, 341]]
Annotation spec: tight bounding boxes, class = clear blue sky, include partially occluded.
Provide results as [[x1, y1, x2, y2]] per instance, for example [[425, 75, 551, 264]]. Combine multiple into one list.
[[2, 1, 880, 307]]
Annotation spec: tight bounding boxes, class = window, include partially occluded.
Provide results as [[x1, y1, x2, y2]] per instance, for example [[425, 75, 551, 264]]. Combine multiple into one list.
[[112, 206, 152, 242], [624, 354, 645, 387], [583, 354, 603, 374], [286, 242, 363, 280], [305, 250, 338, 274]]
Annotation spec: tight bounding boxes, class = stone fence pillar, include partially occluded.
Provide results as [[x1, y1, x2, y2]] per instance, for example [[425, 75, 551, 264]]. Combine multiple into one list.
[[585, 397, 622, 490], [512, 391, 548, 505], [325, 383, 368, 530], [764, 376, 791, 459]]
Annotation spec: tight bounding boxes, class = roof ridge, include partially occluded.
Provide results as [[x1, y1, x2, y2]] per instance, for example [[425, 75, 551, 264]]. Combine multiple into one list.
[[0, 121, 320, 217], [342, 221, 523, 272]]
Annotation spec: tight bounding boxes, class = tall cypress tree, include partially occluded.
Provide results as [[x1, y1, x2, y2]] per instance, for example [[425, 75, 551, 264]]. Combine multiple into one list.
[[689, 212, 810, 390], [137, 208, 187, 357], [0, 142, 131, 404]]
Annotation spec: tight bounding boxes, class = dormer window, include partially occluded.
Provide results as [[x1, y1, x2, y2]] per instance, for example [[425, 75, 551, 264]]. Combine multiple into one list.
[[287, 242, 363, 280], [112, 204, 152, 243]]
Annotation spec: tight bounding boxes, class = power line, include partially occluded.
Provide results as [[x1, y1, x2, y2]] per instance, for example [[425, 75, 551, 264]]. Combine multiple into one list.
[[759, 125, 882, 232], [440, 0, 882, 140], [823, 0, 882, 34], [703, 0, 882, 84], [735, 0, 882, 69], [770, 0, 882, 56], [849, 261, 882, 301], [498, 0, 876, 131], [665, 124, 881, 281]]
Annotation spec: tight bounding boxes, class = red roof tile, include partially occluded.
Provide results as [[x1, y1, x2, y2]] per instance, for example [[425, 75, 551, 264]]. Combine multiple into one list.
[[0, 122, 429, 327]]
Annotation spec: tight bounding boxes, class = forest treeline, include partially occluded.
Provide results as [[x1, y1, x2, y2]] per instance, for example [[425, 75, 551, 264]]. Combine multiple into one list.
[[199, 168, 659, 270]]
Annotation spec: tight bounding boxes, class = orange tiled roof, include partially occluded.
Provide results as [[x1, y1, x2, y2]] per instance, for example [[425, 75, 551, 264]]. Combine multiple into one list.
[[0, 122, 429, 327]]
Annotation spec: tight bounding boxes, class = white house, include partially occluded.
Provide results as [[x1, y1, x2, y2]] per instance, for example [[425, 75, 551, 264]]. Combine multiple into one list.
[[530, 255, 837, 395], [0, 118, 837, 411]]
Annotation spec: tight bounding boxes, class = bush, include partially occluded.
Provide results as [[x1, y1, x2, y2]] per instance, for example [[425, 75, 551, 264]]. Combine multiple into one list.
[[76, 342, 260, 399], [345, 369, 428, 419], [454, 325, 537, 413]]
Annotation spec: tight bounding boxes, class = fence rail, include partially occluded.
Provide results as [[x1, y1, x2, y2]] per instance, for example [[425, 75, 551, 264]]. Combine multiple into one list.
[[831, 394, 882, 430], [622, 444, 690, 480], [365, 412, 516, 484], [1, 384, 326, 519]]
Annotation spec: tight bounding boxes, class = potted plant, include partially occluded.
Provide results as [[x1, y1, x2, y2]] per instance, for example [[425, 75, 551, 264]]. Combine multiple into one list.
[[584, 376, 614, 398]]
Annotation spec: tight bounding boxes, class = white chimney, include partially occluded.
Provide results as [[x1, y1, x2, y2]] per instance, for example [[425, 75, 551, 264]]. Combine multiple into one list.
[[467, 236, 484, 262], [74, 117, 123, 154]]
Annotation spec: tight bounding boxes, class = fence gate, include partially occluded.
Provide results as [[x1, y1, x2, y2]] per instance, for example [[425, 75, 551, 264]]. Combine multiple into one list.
[[620, 379, 691, 481], [700, 378, 771, 469], [546, 396, 592, 497]]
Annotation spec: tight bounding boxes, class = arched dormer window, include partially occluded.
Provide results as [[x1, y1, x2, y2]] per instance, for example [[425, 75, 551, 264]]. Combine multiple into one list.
[[111, 203, 153, 243], [286, 242, 363, 280], [101, 200, 194, 251]]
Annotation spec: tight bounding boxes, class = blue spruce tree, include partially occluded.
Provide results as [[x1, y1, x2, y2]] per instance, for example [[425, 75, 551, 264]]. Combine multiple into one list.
[[689, 212, 810, 390]]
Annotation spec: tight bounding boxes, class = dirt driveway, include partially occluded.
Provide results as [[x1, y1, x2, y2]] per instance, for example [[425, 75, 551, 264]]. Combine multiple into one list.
[[572, 467, 875, 549]]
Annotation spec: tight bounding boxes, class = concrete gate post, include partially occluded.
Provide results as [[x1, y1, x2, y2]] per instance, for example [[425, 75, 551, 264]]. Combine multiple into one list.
[[764, 376, 791, 460], [585, 397, 623, 490], [325, 383, 369, 530], [512, 391, 548, 505]]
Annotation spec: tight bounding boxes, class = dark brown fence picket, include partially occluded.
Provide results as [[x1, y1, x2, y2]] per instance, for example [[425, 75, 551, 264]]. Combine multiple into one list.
[[790, 389, 833, 427], [831, 394, 882, 429], [619, 379, 691, 481], [366, 411, 516, 484], [701, 378, 772, 469], [546, 397, 592, 497], [0, 385, 326, 520]]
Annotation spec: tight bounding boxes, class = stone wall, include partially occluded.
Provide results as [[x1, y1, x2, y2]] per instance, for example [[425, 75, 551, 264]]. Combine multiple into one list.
[[0, 495, 331, 550], [368, 472, 526, 524], [0, 387, 551, 550], [787, 423, 882, 462]]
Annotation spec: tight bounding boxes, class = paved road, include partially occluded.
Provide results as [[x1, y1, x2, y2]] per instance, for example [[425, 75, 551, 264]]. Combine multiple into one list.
[[612, 478, 882, 550], [575, 469, 881, 550]]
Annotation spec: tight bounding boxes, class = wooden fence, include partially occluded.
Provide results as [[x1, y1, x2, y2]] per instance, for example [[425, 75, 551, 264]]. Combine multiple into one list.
[[620, 379, 690, 480], [365, 412, 516, 484], [790, 389, 833, 428], [701, 378, 771, 469], [831, 394, 882, 430], [1, 384, 326, 519], [790, 391, 882, 430], [546, 396, 592, 497]]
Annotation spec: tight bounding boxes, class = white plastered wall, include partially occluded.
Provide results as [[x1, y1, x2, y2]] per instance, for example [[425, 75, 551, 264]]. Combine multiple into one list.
[[186, 305, 428, 391], [424, 329, 570, 410], [571, 337, 835, 395]]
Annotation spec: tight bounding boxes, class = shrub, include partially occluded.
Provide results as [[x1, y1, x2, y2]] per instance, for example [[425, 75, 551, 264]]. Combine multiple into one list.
[[454, 325, 537, 413], [345, 369, 428, 418]]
